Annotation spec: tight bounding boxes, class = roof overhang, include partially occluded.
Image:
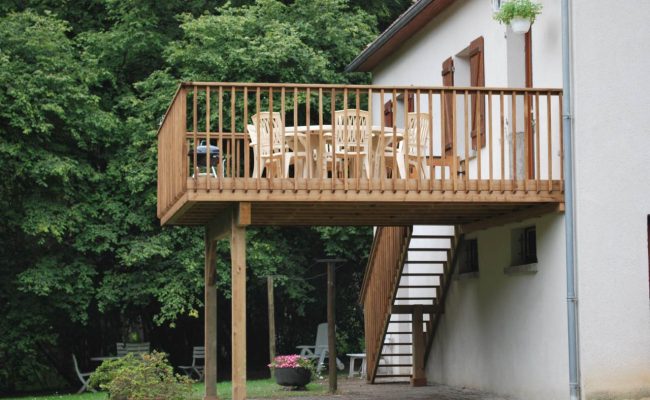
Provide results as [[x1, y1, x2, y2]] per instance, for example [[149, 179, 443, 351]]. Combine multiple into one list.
[[345, 0, 457, 73]]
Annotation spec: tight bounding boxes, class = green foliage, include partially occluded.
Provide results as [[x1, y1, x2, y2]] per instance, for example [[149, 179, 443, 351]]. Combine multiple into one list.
[[0, 0, 388, 393], [493, 0, 543, 24], [89, 352, 194, 400]]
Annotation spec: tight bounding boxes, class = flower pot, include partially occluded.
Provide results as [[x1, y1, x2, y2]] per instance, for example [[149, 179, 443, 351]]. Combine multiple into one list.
[[510, 16, 531, 34], [274, 367, 311, 388]]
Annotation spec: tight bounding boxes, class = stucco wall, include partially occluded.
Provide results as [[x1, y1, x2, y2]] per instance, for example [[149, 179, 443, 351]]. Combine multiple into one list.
[[571, 1, 650, 398]]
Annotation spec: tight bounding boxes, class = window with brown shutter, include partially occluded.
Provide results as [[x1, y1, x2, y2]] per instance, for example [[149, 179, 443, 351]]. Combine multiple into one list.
[[469, 36, 485, 150], [441, 57, 454, 155]]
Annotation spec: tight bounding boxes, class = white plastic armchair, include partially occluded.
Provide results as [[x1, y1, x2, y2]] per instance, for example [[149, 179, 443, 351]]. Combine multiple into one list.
[[296, 322, 344, 373]]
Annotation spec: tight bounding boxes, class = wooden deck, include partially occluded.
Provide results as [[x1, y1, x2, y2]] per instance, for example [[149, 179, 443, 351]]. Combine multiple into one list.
[[158, 82, 564, 228]]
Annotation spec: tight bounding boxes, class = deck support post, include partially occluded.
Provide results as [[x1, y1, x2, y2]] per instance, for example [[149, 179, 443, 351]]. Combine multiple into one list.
[[411, 305, 427, 387], [231, 206, 248, 400], [327, 261, 337, 393], [204, 232, 218, 400]]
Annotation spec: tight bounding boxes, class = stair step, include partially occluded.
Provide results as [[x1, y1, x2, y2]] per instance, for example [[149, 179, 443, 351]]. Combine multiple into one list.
[[408, 248, 451, 251], [394, 297, 436, 301], [404, 260, 447, 264], [411, 235, 454, 239], [398, 285, 439, 289], [375, 374, 412, 378], [401, 273, 444, 276], [379, 364, 412, 367], [388, 320, 412, 323], [380, 353, 412, 356], [386, 331, 412, 334], [382, 342, 413, 345]]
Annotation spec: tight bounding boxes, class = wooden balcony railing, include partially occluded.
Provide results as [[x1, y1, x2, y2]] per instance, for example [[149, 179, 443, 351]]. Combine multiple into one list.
[[157, 83, 564, 224], [359, 226, 411, 382]]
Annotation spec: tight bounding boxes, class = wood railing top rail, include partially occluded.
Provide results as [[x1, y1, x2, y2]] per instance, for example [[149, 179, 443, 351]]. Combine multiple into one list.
[[181, 81, 563, 94], [359, 227, 383, 306]]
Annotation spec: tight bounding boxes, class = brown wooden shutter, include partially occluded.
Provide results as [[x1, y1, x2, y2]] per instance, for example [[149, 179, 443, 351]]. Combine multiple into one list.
[[441, 57, 454, 155], [384, 100, 393, 127], [407, 93, 415, 112], [469, 36, 485, 150]]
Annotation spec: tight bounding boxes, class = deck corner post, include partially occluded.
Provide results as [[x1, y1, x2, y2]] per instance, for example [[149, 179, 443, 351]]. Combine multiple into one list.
[[231, 206, 248, 400], [204, 230, 218, 400]]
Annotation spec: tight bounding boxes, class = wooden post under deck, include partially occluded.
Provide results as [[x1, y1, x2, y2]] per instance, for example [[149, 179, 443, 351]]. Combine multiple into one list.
[[204, 235, 218, 400], [411, 305, 427, 387], [327, 261, 337, 393], [231, 207, 247, 400]]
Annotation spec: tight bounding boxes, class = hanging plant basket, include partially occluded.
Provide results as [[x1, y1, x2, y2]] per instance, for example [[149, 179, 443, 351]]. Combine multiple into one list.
[[510, 16, 532, 34], [274, 367, 312, 389]]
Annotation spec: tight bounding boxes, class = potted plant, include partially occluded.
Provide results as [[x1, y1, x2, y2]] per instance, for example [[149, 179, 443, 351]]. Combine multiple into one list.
[[268, 355, 315, 390], [493, 0, 543, 34]]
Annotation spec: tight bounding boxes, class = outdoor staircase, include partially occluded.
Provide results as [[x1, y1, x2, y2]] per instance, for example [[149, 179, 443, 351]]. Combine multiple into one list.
[[361, 225, 463, 384]]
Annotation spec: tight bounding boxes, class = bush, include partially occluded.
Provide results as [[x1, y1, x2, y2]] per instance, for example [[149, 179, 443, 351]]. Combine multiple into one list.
[[89, 351, 195, 400], [493, 0, 543, 24]]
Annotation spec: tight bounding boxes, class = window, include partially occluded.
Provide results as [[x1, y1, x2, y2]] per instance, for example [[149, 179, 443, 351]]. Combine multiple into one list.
[[458, 239, 479, 274], [511, 226, 537, 265]]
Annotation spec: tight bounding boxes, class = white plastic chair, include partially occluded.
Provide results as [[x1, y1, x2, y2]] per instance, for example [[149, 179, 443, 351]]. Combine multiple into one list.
[[383, 112, 431, 179], [250, 113, 307, 178], [296, 322, 344, 373], [72, 354, 96, 393], [178, 346, 205, 380], [331, 109, 371, 178]]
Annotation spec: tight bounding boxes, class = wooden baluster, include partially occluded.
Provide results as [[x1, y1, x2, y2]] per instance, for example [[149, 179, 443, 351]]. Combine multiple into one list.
[[269, 87, 274, 190], [524, 92, 530, 192], [255, 88, 261, 192], [380, 89, 386, 193], [306, 88, 311, 183], [559, 93, 564, 193], [416, 89, 422, 193], [193, 86, 198, 191], [281, 87, 286, 192], [511, 92, 517, 192], [343, 89, 349, 192], [243, 87, 249, 191], [500, 91, 505, 193], [488, 91, 493, 193], [428, 90, 434, 193], [404, 89, 409, 193], [452, 90, 458, 193], [368, 88, 373, 191], [355, 89, 361, 193], [218, 86, 224, 191], [331, 88, 336, 193], [231, 86, 237, 183], [391, 89, 397, 193], [440, 90, 446, 192], [206, 87, 211, 193], [547, 91, 553, 192], [294, 88, 299, 193], [535, 92, 541, 193], [319, 88, 324, 191], [477, 89, 482, 186], [464, 90, 469, 193]]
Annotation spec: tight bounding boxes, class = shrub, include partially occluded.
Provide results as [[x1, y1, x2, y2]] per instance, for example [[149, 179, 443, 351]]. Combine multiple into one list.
[[89, 351, 195, 400]]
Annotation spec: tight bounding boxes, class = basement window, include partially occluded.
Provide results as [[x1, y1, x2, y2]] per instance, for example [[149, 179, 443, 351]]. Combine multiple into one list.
[[458, 239, 479, 274], [511, 226, 537, 266]]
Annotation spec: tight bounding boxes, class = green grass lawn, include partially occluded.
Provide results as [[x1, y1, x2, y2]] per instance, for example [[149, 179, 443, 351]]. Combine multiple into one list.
[[4, 379, 327, 400]]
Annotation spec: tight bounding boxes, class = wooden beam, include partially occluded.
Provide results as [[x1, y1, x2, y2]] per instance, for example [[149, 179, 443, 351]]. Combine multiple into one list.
[[206, 208, 232, 242], [204, 233, 218, 400], [230, 212, 247, 400], [460, 203, 563, 234], [411, 305, 427, 387], [237, 202, 251, 227]]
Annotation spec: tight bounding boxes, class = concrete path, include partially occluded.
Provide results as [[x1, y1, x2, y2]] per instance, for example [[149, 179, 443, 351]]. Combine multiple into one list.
[[256, 377, 512, 400]]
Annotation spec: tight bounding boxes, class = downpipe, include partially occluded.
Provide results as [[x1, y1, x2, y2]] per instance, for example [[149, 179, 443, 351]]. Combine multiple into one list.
[[561, 0, 581, 399]]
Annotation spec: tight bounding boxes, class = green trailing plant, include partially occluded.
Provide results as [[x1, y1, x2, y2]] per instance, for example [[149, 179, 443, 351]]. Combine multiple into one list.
[[493, 0, 543, 24], [89, 352, 195, 400]]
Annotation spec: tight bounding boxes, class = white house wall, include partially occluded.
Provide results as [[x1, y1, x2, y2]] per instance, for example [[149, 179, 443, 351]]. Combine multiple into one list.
[[571, 1, 650, 397], [368, 1, 568, 399], [427, 214, 568, 400]]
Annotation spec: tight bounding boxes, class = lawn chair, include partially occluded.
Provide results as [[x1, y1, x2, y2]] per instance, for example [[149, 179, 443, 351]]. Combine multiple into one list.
[[296, 322, 344, 374], [72, 354, 96, 394], [178, 346, 205, 381]]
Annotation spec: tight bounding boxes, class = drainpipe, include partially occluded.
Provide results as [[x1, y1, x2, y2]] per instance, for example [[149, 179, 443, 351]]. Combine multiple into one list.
[[561, 0, 581, 399]]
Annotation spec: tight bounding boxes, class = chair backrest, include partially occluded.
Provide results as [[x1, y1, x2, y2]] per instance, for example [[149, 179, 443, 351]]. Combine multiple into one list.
[[251, 112, 284, 156], [116, 342, 127, 357], [247, 125, 257, 146], [192, 346, 205, 366], [405, 112, 431, 157], [117, 342, 150, 356], [334, 109, 370, 151], [314, 323, 329, 350]]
